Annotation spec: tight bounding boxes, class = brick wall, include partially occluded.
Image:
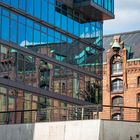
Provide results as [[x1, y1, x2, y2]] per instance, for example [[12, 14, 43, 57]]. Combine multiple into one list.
[[101, 36, 140, 121]]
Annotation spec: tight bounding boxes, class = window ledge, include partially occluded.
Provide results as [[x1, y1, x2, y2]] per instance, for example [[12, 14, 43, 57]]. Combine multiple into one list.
[[111, 91, 124, 94], [111, 73, 123, 77]]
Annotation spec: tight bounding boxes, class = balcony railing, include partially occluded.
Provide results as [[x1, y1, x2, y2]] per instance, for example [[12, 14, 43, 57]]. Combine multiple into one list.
[[0, 105, 140, 124]]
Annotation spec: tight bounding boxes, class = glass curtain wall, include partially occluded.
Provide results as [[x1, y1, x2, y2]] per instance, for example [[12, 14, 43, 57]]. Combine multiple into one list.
[[0, 6, 102, 76], [74, 0, 114, 14], [0, 0, 103, 46], [92, 0, 114, 13], [0, 44, 102, 104], [0, 0, 105, 123]]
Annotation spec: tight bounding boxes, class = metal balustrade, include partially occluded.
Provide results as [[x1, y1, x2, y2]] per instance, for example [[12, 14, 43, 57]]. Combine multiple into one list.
[[0, 105, 140, 125]]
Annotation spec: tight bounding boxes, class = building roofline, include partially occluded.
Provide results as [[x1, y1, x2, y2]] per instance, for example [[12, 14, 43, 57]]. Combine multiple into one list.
[[127, 58, 140, 62], [103, 30, 140, 38]]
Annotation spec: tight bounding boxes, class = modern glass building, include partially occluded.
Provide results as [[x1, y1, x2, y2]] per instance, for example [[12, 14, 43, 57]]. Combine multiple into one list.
[[0, 0, 114, 123]]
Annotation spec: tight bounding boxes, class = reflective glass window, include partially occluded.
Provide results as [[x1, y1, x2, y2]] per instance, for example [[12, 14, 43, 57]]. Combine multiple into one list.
[[10, 19, 17, 43], [27, 0, 34, 15], [1, 16, 9, 41], [34, 0, 40, 18], [19, 0, 26, 11], [11, 0, 18, 8]]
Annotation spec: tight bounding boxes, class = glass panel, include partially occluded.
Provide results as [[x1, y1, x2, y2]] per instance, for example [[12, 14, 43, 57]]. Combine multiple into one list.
[[27, 0, 34, 15], [24, 93, 31, 122], [19, 0, 26, 11], [34, 0, 40, 18], [112, 79, 123, 92], [41, 0, 48, 22], [112, 63, 123, 74], [18, 23, 25, 45], [1, 16, 9, 41], [10, 19, 17, 43], [112, 96, 123, 106], [1, 0, 10, 4], [11, 0, 18, 8]]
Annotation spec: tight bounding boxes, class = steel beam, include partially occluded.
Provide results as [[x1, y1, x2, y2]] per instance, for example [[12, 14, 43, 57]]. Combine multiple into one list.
[[0, 39, 102, 80], [0, 78, 92, 105]]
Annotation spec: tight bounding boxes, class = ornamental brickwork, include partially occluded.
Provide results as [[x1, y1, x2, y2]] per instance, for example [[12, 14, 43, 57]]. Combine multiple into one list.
[[101, 35, 140, 121]]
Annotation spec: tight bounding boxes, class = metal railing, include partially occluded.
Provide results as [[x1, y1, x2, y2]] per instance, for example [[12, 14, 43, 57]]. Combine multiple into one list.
[[0, 105, 140, 125]]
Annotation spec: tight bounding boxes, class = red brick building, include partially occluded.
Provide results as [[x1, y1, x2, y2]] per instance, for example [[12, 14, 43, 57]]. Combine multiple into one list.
[[102, 30, 140, 121]]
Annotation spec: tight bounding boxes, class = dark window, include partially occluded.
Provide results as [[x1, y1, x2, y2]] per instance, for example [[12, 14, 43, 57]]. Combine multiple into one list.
[[137, 77, 140, 86], [138, 94, 140, 102], [111, 79, 123, 92], [62, 82, 66, 93], [112, 113, 122, 120]]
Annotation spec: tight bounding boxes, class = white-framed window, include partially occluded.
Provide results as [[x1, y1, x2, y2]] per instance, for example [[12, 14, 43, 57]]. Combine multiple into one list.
[[111, 79, 123, 92], [112, 62, 122, 74]]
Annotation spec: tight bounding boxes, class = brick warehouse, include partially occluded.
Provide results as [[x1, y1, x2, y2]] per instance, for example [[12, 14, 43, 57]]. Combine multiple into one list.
[[102, 30, 140, 121]]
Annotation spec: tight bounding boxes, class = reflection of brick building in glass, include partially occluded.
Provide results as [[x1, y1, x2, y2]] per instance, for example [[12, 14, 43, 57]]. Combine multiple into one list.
[[101, 31, 140, 121], [0, 41, 102, 122], [0, 0, 114, 123]]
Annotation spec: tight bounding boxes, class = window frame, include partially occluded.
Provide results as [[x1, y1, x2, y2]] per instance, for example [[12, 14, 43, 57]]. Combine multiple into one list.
[[111, 79, 123, 92], [111, 62, 123, 75], [112, 96, 123, 106]]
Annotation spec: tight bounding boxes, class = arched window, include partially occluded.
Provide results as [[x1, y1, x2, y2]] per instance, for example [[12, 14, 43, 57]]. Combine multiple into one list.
[[111, 79, 123, 92], [111, 55, 122, 75], [112, 96, 123, 106], [112, 113, 122, 120], [112, 97, 123, 120]]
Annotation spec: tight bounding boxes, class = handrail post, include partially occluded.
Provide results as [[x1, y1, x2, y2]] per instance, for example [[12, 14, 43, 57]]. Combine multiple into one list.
[[66, 108, 69, 121], [96, 105, 99, 119], [120, 106, 123, 120], [138, 108, 140, 122], [48, 109, 51, 122], [21, 111, 24, 123], [81, 107, 84, 120]]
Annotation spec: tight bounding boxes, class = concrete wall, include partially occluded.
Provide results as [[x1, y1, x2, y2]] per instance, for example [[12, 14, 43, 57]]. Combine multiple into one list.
[[0, 120, 101, 140], [0, 120, 140, 140], [100, 120, 140, 140]]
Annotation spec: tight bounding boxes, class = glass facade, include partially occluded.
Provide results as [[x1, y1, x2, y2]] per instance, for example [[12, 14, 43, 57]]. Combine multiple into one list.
[[74, 0, 114, 14], [92, 0, 114, 13], [0, 0, 114, 123], [0, 0, 103, 45]]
